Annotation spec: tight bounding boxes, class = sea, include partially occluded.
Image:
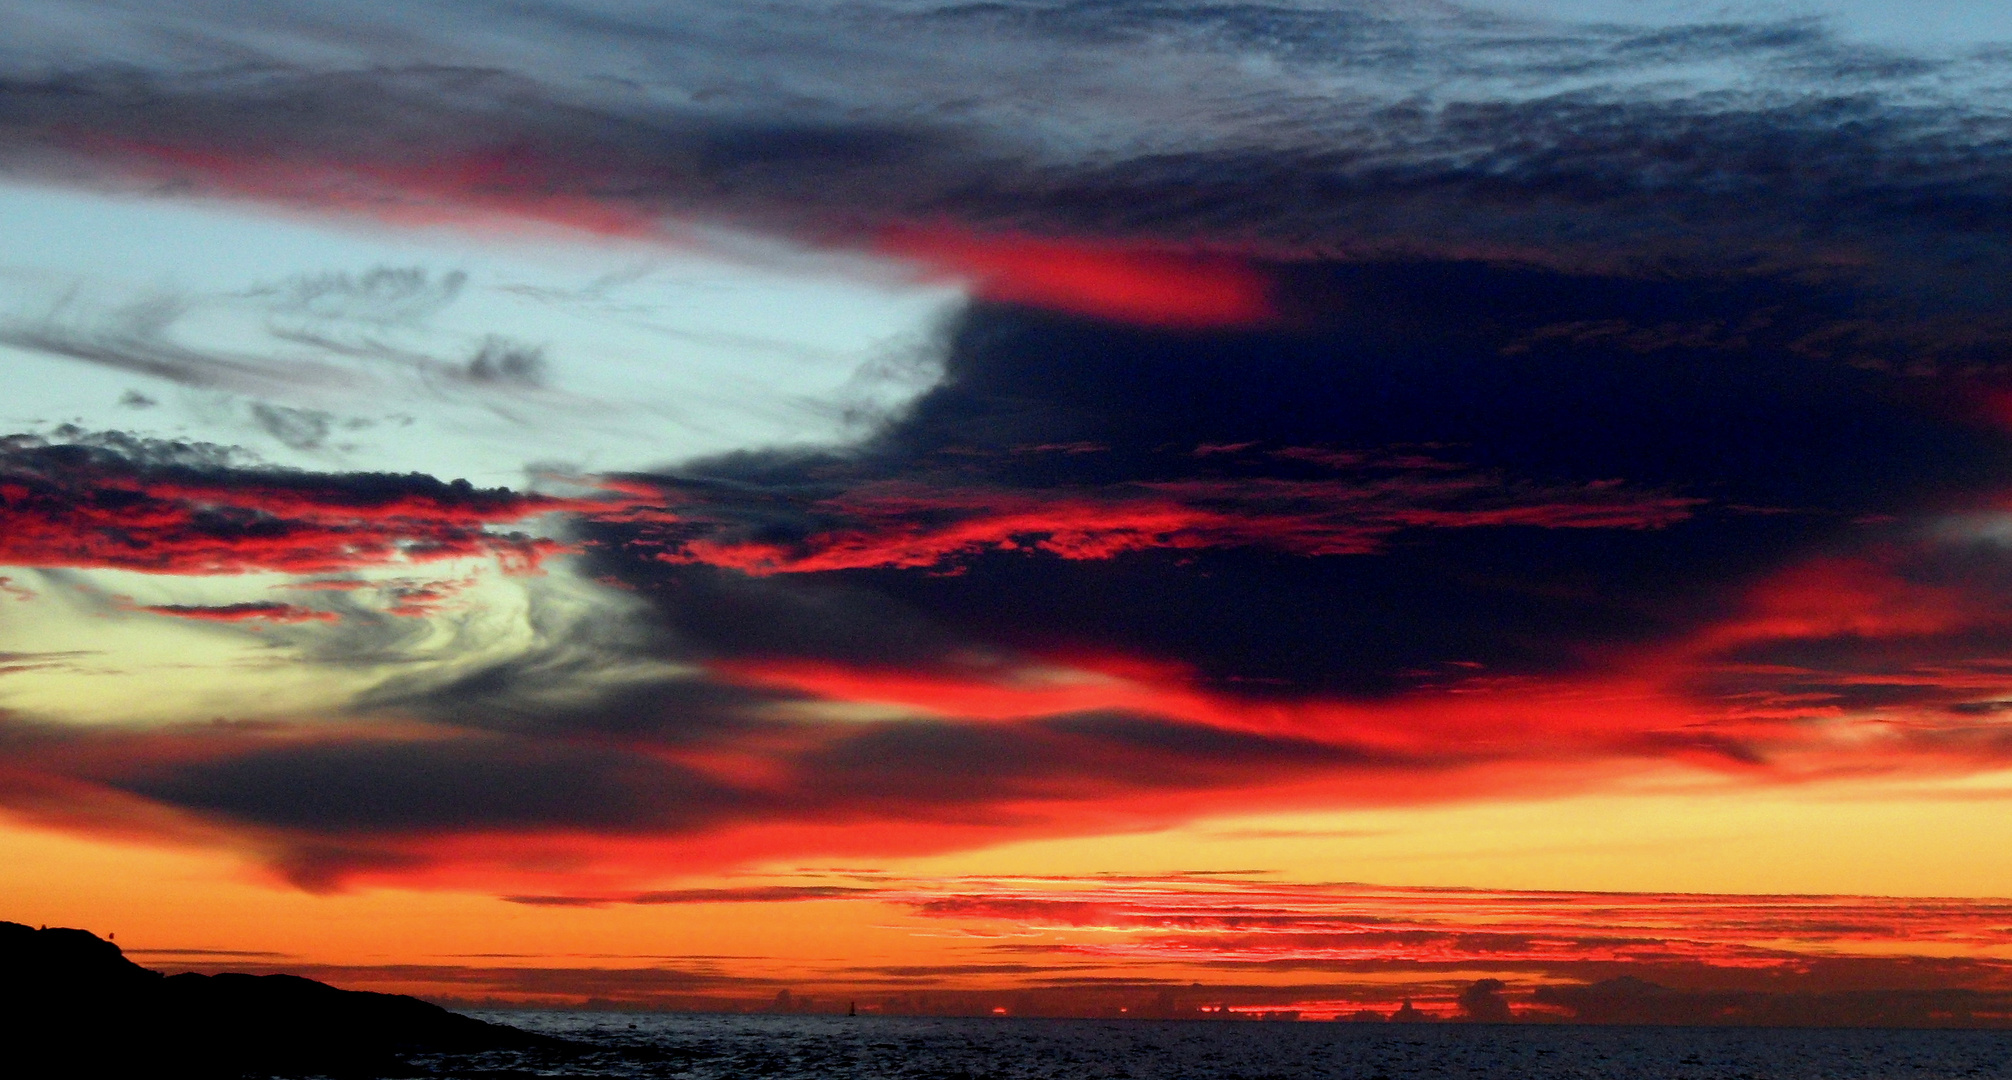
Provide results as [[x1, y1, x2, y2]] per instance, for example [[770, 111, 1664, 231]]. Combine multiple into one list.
[[385, 1011, 2012, 1079]]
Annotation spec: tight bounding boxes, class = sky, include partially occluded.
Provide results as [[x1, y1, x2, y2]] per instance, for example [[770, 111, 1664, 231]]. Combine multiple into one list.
[[7, 0, 2012, 1023]]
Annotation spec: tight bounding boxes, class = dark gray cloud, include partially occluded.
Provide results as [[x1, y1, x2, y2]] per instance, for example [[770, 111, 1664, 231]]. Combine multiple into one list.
[[249, 266, 467, 325], [365, 642, 800, 743], [581, 263, 2012, 698], [0, 429, 582, 575], [116, 735, 747, 832], [0, 292, 358, 396], [1, 1, 2009, 294], [0, 697, 1417, 887], [461, 336, 547, 388], [0, 262, 551, 427], [247, 401, 333, 450]]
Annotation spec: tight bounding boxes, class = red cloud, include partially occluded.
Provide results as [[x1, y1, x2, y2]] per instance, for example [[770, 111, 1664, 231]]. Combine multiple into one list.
[[656, 475, 1702, 575], [4, 446, 2010, 896], [494, 873, 2012, 984], [711, 654, 1727, 768], [878, 227, 1274, 328], [0, 442, 640, 576], [880, 876, 2012, 981], [3, 599, 2009, 897], [711, 535, 2012, 782]]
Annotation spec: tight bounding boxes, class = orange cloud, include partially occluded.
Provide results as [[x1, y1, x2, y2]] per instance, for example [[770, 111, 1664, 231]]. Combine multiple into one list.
[[296, 873, 2012, 1018], [874, 875, 2012, 978]]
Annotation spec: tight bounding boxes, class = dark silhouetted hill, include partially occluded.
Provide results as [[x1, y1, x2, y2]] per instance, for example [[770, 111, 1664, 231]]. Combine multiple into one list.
[[0, 921, 568, 1076]]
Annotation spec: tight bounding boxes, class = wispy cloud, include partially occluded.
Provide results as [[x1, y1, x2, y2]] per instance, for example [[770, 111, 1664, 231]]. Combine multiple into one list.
[[136, 600, 337, 623], [4, 2, 2012, 320], [0, 431, 626, 576]]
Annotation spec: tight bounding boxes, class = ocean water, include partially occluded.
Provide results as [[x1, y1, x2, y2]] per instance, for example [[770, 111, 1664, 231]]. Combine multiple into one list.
[[393, 1011, 2012, 1079]]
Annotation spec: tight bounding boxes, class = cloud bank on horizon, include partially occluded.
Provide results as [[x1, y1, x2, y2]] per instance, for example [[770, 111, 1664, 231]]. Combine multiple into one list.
[[152, 872, 2012, 1020], [6, 0, 2012, 948]]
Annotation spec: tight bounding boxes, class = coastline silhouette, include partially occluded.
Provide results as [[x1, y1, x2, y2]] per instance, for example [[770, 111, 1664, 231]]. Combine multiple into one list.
[[0, 921, 565, 1075]]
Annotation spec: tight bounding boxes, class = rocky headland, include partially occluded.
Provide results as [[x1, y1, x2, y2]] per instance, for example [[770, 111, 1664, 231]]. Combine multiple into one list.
[[0, 920, 568, 1076]]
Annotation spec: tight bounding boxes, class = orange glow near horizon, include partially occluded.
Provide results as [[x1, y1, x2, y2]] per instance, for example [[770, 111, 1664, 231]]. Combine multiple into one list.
[[13, 795, 2012, 1017]]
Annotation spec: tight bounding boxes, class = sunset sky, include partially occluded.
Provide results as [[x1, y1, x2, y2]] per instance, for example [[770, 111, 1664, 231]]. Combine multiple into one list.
[[9, 0, 2012, 1021]]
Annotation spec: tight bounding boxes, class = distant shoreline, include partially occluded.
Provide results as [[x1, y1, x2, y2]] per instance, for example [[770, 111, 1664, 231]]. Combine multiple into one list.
[[0, 921, 570, 1076], [24, 919, 2011, 1033]]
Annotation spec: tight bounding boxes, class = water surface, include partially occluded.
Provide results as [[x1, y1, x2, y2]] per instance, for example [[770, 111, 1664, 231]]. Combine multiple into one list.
[[393, 1011, 2012, 1079]]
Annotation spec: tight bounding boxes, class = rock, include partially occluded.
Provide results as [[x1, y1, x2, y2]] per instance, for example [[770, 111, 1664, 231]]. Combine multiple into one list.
[[0, 921, 569, 1076]]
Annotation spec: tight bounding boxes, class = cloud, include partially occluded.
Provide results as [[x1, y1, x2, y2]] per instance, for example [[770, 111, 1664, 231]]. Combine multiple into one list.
[[0, 648, 92, 676], [876, 227, 1275, 327], [574, 262, 2012, 701], [640, 471, 1702, 576], [0, 292, 359, 397], [138, 601, 337, 624], [0, 431, 625, 576], [115, 734, 746, 835], [129, 871, 2012, 1018], [8, 247, 2012, 883], [43, 707, 1390, 888], [461, 336, 547, 389], [866, 875, 2012, 993], [4, 3, 2012, 322], [502, 885, 874, 907], [8, 2, 2012, 903], [249, 266, 467, 326], [0, 264, 575, 438], [1458, 978, 1513, 1022], [247, 403, 334, 451]]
